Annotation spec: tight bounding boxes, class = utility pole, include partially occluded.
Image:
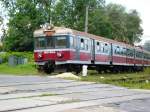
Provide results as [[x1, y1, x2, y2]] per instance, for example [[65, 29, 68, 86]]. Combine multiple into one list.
[[85, 5, 89, 33]]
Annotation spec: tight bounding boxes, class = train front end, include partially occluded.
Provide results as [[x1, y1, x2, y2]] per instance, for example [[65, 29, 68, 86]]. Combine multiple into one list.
[[34, 27, 75, 73]]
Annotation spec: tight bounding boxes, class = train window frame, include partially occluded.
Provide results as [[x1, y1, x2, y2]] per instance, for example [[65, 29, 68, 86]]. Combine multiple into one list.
[[80, 38, 85, 50], [80, 37, 89, 51], [135, 51, 143, 58], [123, 48, 126, 56], [35, 37, 46, 49], [103, 43, 109, 54], [127, 49, 134, 57], [55, 36, 68, 48], [69, 36, 74, 49], [115, 46, 120, 55], [96, 41, 101, 52], [85, 39, 88, 51], [46, 37, 54, 49]]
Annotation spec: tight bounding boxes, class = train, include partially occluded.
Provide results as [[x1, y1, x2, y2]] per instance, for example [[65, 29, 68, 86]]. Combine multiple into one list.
[[34, 26, 150, 73]]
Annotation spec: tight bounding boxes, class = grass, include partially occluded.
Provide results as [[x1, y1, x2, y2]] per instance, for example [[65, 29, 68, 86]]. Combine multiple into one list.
[[0, 63, 39, 75], [0, 60, 150, 89], [80, 69, 150, 89]]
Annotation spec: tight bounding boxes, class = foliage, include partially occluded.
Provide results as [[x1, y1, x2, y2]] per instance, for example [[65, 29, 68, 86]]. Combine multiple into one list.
[[1, 0, 45, 51], [0, 52, 34, 63], [0, 45, 3, 51], [105, 4, 143, 43], [143, 40, 150, 52], [1, 0, 143, 51], [0, 16, 3, 25], [53, 0, 105, 31]]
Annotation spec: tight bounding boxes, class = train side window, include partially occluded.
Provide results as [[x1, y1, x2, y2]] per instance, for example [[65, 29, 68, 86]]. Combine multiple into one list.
[[136, 51, 142, 58], [127, 49, 129, 56], [88, 40, 91, 51], [85, 39, 88, 50], [127, 49, 133, 57], [96, 42, 101, 52], [80, 38, 85, 50], [103, 43, 109, 53], [101, 43, 104, 52], [115, 46, 120, 54], [70, 36, 74, 48], [120, 47, 123, 55], [123, 48, 126, 55]]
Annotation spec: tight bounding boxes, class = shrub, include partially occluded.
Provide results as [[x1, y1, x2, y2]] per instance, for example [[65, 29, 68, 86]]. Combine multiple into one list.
[[0, 52, 34, 63]]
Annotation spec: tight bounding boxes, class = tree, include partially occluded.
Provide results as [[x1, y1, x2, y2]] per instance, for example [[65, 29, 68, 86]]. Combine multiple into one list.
[[0, 0, 143, 51], [143, 40, 150, 52], [53, 0, 105, 31], [0, 17, 2, 25], [104, 4, 143, 44], [106, 4, 127, 41], [125, 10, 143, 44], [1, 0, 45, 51]]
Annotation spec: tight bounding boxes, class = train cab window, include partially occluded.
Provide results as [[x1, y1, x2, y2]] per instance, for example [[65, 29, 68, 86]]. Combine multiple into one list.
[[47, 37, 54, 48], [55, 36, 67, 48], [35, 38, 46, 49]]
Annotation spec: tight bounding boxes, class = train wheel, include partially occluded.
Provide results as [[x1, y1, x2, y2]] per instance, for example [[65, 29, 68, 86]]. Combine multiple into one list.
[[37, 65, 44, 73], [43, 62, 54, 74], [74, 65, 82, 74]]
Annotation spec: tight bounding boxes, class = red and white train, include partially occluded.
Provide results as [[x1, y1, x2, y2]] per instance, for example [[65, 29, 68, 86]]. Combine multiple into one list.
[[34, 26, 150, 73]]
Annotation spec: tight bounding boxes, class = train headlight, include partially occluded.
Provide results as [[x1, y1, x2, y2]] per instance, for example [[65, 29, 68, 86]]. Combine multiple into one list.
[[38, 52, 42, 59], [57, 52, 63, 58]]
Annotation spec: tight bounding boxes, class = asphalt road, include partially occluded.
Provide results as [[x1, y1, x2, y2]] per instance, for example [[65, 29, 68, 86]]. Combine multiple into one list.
[[0, 75, 150, 112]]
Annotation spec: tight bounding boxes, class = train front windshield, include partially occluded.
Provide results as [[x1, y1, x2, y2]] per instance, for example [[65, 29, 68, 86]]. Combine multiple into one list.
[[35, 36, 68, 49]]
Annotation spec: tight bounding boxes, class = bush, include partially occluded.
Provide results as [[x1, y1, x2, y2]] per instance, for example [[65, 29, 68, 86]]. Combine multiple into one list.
[[0, 52, 34, 63]]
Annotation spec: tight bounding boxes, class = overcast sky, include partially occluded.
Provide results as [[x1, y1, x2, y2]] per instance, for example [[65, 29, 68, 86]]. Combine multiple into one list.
[[106, 0, 150, 44]]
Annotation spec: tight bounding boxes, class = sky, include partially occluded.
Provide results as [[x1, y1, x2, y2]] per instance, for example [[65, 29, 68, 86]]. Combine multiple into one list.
[[106, 0, 150, 44]]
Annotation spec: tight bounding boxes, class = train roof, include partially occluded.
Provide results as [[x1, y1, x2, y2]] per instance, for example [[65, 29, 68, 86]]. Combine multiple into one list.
[[34, 26, 147, 52]]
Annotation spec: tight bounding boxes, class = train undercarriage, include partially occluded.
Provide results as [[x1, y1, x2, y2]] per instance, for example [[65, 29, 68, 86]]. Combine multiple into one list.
[[36, 61, 144, 74]]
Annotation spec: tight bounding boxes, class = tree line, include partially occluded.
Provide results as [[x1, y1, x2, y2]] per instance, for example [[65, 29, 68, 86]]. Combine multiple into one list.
[[0, 0, 143, 51]]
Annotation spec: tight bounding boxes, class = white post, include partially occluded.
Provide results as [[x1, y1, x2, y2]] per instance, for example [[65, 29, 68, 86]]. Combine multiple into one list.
[[82, 65, 88, 76]]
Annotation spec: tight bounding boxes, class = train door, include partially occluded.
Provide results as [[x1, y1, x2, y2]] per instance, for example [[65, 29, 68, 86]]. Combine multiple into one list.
[[91, 39, 95, 64], [110, 43, 113, 65], [75, 36, 80, 60]]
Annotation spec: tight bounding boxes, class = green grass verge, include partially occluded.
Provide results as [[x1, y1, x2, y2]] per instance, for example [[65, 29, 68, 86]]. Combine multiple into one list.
[[80, 70, 150, 89], [0, 63, 38, 75]]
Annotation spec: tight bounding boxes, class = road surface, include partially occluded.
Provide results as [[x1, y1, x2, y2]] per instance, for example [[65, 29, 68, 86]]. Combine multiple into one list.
[[0, 75, 150, 112]]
